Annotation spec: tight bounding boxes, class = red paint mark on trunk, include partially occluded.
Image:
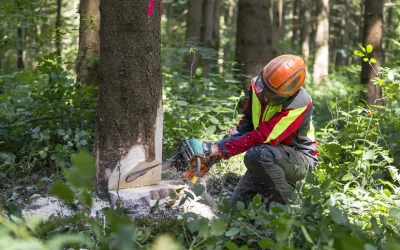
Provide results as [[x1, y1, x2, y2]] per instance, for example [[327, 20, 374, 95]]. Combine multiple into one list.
[[147, 0, 155, 15]]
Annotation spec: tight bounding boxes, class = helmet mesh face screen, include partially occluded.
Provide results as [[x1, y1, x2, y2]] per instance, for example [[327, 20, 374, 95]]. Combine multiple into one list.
[[282, 75, 302, 93]]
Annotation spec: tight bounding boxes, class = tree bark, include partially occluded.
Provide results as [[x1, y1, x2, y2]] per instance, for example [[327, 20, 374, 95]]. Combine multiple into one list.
[[184, 0, 203, 73], [236, 0, 280, 91], [76, 0, 100, 85], [301, 0, 310, 65], [55, 0, 62, 64], [17, 26, 24, 70], [222, 0, 237, 74], [361, 0, 384, 105], [96, 0, 163, 193], [203, 0, 216, 47], [291, 0, 299, 53], [313, 0, 329, 84]]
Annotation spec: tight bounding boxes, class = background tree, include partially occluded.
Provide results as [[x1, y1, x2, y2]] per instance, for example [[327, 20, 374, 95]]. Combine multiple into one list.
[[95, 1, 163, 192], [300, 0, 311, 65], [313, 0, 329, 84], [184, 0, 203, 72], [361, 0, 384, 105], [76, 0, 100, 85], [235, 0, 281, 92]]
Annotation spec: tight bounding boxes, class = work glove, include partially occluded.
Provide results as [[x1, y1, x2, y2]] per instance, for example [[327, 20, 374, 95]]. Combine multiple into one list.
[[187, 138, 212, 157]]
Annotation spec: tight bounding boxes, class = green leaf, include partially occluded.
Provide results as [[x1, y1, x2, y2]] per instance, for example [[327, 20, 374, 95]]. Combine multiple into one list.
[[66, 150, 95, 188], [198, 218, 210, 238], [50, 182, 74, 204], [206, 125, 216, 135], [359, 45, 366, 52], [187, 220, 199, 233], [353, 50, 365, 57], [370, 217, 381, 235], [364, 243, 378, 250], [58, 129, 65, 135], [301, 225, 314, 244], [224, 241, 239, 250], [218, 198, 231, 214], [305, 172, 319, 185], [329, 206, 349, 225], [340, 236, 363, 250], [366, 44, 373, 53], [389, 207, 400, 219], [192, 184, 205, 196], [363, 57, 369, 62], [209, 116, 219, 125], [236, 201, 245, 212], [251, 194, 262, 210], [370, 58, 377, 63], [383, 189, 391, 197], [79, 140, 88, 146], [39, 151, 47, 159], [196, 67, 203, 77], [341, 172, 354, 181], [184, 191, 195, 200], [258, 239, 275, 248], [239, 246, 248, 250], [225, 228, 240, 237], [388, 70, 395, 81], [210, 218, 228, 236]]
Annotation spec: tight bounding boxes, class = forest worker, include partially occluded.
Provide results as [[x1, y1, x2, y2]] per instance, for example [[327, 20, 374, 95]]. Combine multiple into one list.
[[188, 54, 318, 206]]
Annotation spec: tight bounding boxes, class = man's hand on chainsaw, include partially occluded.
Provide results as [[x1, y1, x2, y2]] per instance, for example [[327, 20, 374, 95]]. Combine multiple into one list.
[[185, 138, 222, 181], [187, 138, 221, 157]]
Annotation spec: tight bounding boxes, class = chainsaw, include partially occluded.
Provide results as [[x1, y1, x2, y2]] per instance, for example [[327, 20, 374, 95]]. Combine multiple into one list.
[[125, 139, 221, 184]]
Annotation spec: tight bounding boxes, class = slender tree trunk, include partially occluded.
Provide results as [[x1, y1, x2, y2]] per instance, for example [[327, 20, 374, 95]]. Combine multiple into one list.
[[222, 0, 237, 74], [361, 0, 384, 105], [301, 0, 310, 65], [236, 0, 280, 92], [16, 0, 24, 70], [55, 0, 62, 64], [185, 0, 203, 73], [17, 26, 24, 70], [384, 6, 392, 60], [291, 0, 299, 53], [76, 0, 100, 85], [96, 0, 163, 192], [313, 0, 329, 84], [203, 0, 216, 47]]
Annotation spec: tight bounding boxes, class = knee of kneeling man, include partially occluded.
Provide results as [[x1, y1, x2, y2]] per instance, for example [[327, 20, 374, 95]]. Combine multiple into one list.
[[244, 145, 274, 163]]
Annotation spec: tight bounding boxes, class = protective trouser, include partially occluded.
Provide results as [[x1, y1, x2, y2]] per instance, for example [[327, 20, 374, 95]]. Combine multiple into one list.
[[230, 144, 310, 207]]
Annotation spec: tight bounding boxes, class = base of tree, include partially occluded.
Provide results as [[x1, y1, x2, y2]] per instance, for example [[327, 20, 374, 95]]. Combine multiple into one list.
[[109, 180, 216, 219]]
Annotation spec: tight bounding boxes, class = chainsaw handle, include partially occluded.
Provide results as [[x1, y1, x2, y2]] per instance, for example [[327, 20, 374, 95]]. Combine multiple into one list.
[[195, 157, 201, 176]]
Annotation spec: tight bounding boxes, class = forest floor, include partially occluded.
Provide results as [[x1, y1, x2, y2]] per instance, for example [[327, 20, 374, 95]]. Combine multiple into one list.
[[2, 168, 241, 221]]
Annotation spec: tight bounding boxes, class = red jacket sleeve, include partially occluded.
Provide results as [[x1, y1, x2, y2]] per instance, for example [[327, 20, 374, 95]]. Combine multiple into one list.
[[217, 102, 311, 159]]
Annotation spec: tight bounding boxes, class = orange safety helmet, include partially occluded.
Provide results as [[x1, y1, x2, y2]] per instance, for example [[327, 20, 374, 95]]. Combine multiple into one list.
[[260, 55, 306, 98]]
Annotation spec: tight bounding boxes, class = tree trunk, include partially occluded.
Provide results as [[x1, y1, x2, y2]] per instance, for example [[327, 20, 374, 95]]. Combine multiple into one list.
[[361, 0, 384, 105], [184, 0, 203, 73], [222, 0, 237, 74], [96, 0, 163, 193], [313, 0, 329, 84], [203, 0, 216, 47], [291, 0, 299, 53], [55, 0, 62, 64], [236, 0, 280, 92], [17, 26, 24, 70], [76, 0, 100, 85], [384, 5, 392, 61], [301, 0, 310, 65]]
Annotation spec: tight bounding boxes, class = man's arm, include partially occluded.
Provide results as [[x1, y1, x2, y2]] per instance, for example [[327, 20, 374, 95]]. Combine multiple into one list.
[[215, 102, 312, 159]]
